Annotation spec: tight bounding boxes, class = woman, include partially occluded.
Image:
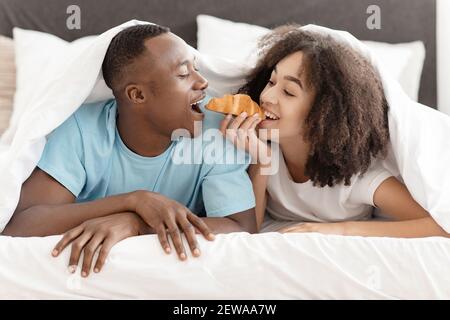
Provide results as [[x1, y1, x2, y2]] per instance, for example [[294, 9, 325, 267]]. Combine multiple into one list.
[[220, 25, 449, 238]]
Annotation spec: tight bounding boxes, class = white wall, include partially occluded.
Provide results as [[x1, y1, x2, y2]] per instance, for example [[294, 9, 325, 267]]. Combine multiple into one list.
[[437, 0, 450, 115]]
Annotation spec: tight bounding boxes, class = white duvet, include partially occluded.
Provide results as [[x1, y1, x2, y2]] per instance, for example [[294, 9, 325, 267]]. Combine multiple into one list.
[[1, 232, 449, 299], [0, 20, 450, 299]]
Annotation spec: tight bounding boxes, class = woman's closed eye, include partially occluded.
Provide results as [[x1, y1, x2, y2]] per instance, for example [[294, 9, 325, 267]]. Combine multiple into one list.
[[284, 89, 295, 97], [268, 80, 295, 97]]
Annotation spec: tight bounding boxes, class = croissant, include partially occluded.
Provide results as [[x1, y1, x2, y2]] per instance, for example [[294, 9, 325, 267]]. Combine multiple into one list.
[[206, 94, 265, 119]]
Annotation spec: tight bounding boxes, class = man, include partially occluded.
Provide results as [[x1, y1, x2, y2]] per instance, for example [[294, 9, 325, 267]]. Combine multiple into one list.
[[2, 24, 256, 277]]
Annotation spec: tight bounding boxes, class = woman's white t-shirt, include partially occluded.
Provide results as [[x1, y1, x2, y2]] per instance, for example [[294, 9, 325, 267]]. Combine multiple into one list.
[[266, 152, 393, 223]]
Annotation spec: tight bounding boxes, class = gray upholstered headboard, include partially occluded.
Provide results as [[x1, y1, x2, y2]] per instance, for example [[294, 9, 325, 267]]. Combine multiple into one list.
[[0, 0, 437, 107]]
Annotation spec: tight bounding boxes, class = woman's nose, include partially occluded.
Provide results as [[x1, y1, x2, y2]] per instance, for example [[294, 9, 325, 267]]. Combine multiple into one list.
[[261, 87, 277, 105]]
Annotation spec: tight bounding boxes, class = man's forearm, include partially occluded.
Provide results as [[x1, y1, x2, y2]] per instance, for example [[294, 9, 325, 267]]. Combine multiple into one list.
[[2, 192, 137, 237], [344, 217, 450, 238]]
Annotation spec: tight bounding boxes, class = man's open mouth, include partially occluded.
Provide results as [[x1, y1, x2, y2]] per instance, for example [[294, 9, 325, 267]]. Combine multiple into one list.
[[190, 96, 205, 114]]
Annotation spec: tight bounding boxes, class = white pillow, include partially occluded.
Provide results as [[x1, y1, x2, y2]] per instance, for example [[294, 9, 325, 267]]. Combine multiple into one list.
[[363, 40, 425, 102], [0, 36, 15, 136], [5, 28, 111, 141], [197, 14, 425, 101], [197, 15, 268, 64]]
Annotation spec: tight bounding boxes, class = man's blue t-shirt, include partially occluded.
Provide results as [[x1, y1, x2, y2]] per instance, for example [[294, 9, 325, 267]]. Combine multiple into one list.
[[37, 98, 255, 217]]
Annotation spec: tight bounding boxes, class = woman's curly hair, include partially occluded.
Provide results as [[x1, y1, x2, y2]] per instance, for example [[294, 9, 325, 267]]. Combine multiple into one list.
[[239, 25, 390, 187]]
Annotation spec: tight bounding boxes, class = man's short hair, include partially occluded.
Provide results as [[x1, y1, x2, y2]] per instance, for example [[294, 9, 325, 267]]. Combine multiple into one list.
[[102, 24, 170, 91]]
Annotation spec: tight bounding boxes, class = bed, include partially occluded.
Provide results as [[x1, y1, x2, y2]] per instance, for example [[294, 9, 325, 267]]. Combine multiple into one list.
[[1, 0, 449, 300]]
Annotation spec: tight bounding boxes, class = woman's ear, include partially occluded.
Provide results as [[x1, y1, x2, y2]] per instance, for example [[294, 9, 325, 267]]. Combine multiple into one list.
[[125, 84, 146, 104]]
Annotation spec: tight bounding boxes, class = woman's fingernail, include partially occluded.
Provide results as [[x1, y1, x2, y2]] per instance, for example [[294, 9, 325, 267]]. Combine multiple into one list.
[[94, 268, 99, 273], [193, 248, 201, 256], [52, 249, 58, 257], [180, 253, 187, 260], [68, 265, 76, 273], [81, 271, 87, 277], [241, 112, 247, 117], [226, 114, 232, 119], [208, 233, 216, 240], [165, 247, 171, 253]]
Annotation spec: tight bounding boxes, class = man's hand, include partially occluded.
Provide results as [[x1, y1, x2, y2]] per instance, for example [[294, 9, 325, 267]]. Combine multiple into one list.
[[279, 222, 346, 235], [132, 191, 215, 260], [52, 212, 149, 277]]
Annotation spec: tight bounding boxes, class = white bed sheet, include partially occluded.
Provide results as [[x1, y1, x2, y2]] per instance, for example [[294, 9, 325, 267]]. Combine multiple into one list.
[[1, 231, 449, 299]]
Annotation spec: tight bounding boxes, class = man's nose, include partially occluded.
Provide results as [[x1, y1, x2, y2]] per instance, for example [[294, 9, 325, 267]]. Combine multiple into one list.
[[194, 71, 208, 90]]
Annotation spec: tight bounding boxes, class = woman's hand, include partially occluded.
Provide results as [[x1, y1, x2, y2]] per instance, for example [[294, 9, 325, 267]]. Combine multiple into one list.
[[279, 222, 346, 235], [52, 212, 150, 277], [220, 112, 271, 166], [132, 191, 215, 260]]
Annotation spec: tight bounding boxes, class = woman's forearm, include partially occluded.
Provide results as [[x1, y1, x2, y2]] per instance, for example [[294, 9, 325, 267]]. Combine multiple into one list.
[[344, 217, 450, 238], [2, 192, 137, 237], [248, 163, 269, 231]]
